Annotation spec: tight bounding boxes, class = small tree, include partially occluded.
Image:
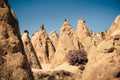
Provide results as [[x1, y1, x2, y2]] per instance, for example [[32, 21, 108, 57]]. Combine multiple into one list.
[[66, 50, 88, 66]]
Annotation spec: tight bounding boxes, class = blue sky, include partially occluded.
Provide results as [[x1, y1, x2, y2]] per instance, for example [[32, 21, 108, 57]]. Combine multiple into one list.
[[8, 0, 120, 37]]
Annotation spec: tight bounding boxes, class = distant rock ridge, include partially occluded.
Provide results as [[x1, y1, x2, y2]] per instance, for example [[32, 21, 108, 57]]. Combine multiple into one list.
[[0, 0, 34, 79], [22, 30, 42, 69]]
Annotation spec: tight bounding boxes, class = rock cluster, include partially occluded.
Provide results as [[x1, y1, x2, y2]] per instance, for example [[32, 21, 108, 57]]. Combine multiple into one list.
[[82, 15, 120, 80], [1, 0, 120, 80]]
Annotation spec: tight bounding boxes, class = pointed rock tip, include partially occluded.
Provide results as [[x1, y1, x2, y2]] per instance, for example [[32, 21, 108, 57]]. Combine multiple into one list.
[[50, 30, 57, 35], [78, 18, 85, 23], [115, 15, 120, 22], [63, 18, 71, 26], [64, 18, 67, 22], [40, 24, 45, 30], [24, 30, 29, 34]]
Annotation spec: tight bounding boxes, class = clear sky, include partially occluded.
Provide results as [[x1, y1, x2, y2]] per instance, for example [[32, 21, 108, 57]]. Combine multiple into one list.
[[8, 0, 120, 37]]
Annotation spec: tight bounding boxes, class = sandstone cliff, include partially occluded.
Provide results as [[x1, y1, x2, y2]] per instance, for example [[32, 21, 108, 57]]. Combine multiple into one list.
[[31, 24, 55, 64], [22, 30, 42, 69], [0, 0, 34, 79]]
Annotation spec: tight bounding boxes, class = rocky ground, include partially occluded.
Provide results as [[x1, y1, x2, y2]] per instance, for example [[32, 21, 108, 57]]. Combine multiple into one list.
[[0, 0, 120, 80]]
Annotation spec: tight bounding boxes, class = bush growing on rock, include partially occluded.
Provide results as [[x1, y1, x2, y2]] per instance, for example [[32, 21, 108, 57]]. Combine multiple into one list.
[[66, 50, 88, 66]]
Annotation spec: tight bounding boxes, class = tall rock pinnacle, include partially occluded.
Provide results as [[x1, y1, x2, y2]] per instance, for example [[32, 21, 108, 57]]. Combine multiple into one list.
[[49, 31, 59, 50], [52, 19, 81, 67], [31, 24, 55, 64], [76, 18, 90, 39], [22, 30, 42, 69], [0, 0, 34, 79]]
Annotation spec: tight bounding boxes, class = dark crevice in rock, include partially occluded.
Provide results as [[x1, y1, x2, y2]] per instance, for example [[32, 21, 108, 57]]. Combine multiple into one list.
[[116, 72, 120, 78]]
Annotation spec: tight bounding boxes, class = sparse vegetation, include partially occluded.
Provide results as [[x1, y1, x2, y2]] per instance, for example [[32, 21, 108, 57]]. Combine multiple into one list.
[[66, 50, 88, 66]]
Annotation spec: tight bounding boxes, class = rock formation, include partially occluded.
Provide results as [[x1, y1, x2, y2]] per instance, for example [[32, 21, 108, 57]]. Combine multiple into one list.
[[108, 15, 120, 37], [49, 31, 59, 51], [76, 18, 107, 55], [76, 18, 92, 52], [0, 0, 34, 79], [31, 24, 55, 64], [52, 19, 82, 67], [82, 16, 120, 80], [22, 30, 42, 69]]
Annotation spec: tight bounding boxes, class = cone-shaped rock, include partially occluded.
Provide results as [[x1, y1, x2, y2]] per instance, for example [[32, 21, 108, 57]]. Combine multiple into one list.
[[22, 30, 42, 69], [49, 31, 59, 50], [0, 0, 34, 79], [108, 15, 120, 37], [52, 19, 81, 67], [76, 18, 92, 52], [31, 24, 55, 63]]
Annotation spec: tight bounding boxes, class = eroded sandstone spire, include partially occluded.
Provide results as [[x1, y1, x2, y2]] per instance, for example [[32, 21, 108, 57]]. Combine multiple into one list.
[[52, 19, 81, 67], [0, 0, 34, 79], [49, 31, 59, 50], [31, 24, 55, 64], [22, 30, 42, 69]]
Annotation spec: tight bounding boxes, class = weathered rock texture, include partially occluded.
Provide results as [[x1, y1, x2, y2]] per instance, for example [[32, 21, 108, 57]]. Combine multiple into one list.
[[76, 19, 92, 51], [49, 31, 59, 51], [52, 19, 82, 67], [31, 25, 55, 64], [0, 0, 34, 80], [82, 16, 120, 80], [22, 30, 42, 69], [108, 15, 120, 37], [76, 18, 107, 55]]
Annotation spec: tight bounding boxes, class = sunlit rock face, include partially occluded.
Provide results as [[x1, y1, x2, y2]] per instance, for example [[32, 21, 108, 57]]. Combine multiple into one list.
[[31, 24, 55, 64], [82, 16, 120, 80], [22, 30, 42, 69], [0, 0, 34, 79], [52, 19, 82, 67]]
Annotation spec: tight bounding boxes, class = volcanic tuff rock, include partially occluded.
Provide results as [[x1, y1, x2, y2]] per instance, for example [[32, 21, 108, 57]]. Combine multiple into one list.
[[22, 30, 42, 69], [0, 0, 34, 80], [76, 18, 92, 52], [82, 16, 120, 80], [52, 19, 82, 67], [76, 18, 107, 54], [31, 24, 55, 64], [108, 15, 120, 37], [49, 31, 59, 51]]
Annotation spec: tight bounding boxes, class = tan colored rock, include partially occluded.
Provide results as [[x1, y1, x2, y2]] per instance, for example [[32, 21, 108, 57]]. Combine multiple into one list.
[[76, 18, 92, 52], [52, 19, 81, 67], [22, 30, 42, 69], [49, 31, 59, 50], [31, 24, 55, 64], [108, 15, 120, 36], [82, 34, 120, 80], [0, 0, 34, 79], [76, 18, 106, 54]]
